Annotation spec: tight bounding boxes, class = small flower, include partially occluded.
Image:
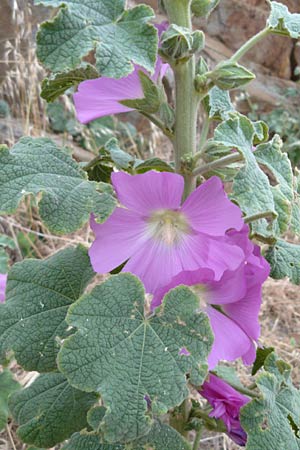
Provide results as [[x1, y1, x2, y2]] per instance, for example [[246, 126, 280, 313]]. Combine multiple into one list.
[[152, 225, 270, 368], [89, 171, 244, 294], [74, 23, 169, 124], [0, 273, 7, 303], [199, 373, 249, 446]]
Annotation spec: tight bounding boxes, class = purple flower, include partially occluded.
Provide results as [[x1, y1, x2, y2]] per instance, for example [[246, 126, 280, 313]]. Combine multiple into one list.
[[199, 374, 250, 446], [89, 171, 244, 294], [74, 22, 169, 124], [152, 225, 270, 368], [0, 273, 7, 303]]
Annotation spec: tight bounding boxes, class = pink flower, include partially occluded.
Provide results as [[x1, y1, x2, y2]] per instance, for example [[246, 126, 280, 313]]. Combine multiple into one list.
[[0, 273, 7, 303], [152, 225, 270, 368], [73, 22, 169, 124], [89, 171, 244, 294], [199, 374, 250, 446]]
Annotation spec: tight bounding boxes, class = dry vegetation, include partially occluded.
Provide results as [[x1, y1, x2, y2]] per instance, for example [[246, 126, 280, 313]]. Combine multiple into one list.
[[0, 1, 299, 450]]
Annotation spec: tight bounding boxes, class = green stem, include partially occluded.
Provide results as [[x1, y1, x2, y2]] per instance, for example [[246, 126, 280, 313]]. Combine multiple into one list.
[[230, 27, 271, 63], [192, 427, 203, 450], [198, 114, 210, 152], [169, 399, 190, 438], [192, 153, 243, 177], [216, 379, 259, 399], [244, 210, 276, 224], [164, 0, 199, 199]]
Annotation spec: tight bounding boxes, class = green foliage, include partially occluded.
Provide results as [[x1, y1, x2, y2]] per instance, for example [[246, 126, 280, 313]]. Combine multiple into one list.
[[0, 369, 21, 431], [35, 0, 158, 78], [0, 234, 16, 274], [0, 137, 116, 234], [206, 86, 235, 120], [191, 0, 220, 18], [58, 274, 213, 443], [0, 246, 94, 371], [41, 64, 99, 102], [121, 71, 162, 114], [9, 372, 98, 447], [241, 353, 300, 450], [213, 114, 276, 225], [252, 347, 275, 376], [268, 1, 300, 38], [208, 62, 255, 90], [265, 239, 300, 284], [63, 433, 125, 450]]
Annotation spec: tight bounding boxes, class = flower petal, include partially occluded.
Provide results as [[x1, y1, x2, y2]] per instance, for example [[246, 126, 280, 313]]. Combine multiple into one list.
[[207, 306, 255, 369], [112, 171, 184, 215], [181, 176, 244, 235], [207, 265, 247, 305], [89, 208, 147, 273], [0, 273, 7, 303]]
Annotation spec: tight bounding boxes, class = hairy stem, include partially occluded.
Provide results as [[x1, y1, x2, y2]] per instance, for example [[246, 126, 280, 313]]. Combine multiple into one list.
[[230, 27, 271, 63], [164, 0, 199, 199], [193, 153, 243, 177], [192, 426, 203, 450], [244, 210, 276, 224]]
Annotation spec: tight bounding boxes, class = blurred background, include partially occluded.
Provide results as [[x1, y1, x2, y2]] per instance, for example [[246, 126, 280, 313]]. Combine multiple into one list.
[[0, 1, 299, 449]]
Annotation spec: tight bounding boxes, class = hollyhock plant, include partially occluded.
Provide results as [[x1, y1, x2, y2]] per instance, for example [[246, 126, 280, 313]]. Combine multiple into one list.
[[73, 22, 169, 123], [199, 374, 250, 446], [152, 225, 270, 368], [89, 171, 245, 293], [0, 273, 7, 303]]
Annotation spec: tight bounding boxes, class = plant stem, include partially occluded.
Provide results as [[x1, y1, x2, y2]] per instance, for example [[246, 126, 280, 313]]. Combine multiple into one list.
[[169, 400, 190, 438], [192, 152, 243, 177], [244, 210, 276, 224], [192, 427, 203, 450], [215, 378, 259, 399], [198, 114, 210, 153], [164, 0, 199, 199], [230, 27, 271, 63]]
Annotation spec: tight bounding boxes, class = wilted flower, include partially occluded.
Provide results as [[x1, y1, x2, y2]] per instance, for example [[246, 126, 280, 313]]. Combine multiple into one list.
[[0, 273, 7, 303], [152, 225, 270, 368], [199, 373, 250, 446], [89, 171, 244, 293], [74, 23, 169, 123]]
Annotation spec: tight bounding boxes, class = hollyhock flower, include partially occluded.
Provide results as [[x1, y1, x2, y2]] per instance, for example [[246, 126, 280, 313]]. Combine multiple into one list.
[[0, 273, 7, 303], [152, 225, 270, 368], [199, 374, 250, 446], [74, 22, 169, 123], [89, 171, 245, 294]]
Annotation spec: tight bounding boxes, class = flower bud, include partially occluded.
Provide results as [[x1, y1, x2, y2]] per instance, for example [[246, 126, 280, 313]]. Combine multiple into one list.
[[208, 62, 255, 90], [159, 25, 205, 64]]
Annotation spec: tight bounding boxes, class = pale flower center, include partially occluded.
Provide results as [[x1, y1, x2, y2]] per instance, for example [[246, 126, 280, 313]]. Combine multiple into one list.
[[147, 209, 190, 246]]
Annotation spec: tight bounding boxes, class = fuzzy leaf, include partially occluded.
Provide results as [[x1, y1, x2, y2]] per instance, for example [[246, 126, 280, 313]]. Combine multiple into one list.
[[241, 354, 300, 450], [121, 71, 162, 114], [0, 246, 95, 371], [130, 421, 191, 449], [265, 239, 300, 284], [63, 433, 125, 449], [0, 369, 21, 431], [9, 373, 97, 447], [255, 135, 294, 234], [35, 0, 157, 78], [268, 1, 300, 39], [0, 234, 15, 274], [134, 158, 174, 174], [252, 347, 275, 376], [58, 274, 213, 443], [41, 64, 99, 102], [213, 114, 276, 221], [0, 137, 116, 234], [207, 86, 235, 120]]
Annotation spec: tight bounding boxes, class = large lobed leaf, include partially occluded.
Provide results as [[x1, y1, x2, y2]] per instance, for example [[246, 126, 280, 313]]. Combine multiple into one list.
[[0, 137, 116, 234], [268, 1, 300, 39], [265, 239, 300, 284], [58, 273, 213, 443], [9, 372, 98, 448], [241, 353, 300, 450], [0, 245, 95, 371], [35, 0, 158, 78]]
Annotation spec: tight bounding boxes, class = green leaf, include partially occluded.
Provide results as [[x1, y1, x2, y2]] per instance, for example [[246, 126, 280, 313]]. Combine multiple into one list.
[[268, 1, 300, 39], [255, 135, 294, 234], [63, 432, 125, 450], [213, 114, 276, 221], [36, 1, 157, 78], [58, 274, 213, 443], [41, 64, 99, 102], [265, 239, 300, 284], [0, 369, 21, 431], [129, 421, 191, 450], [121, 71, 162, 114], [87, 406, 107, 432], [134, 158, 174, 174], [252, 347, 275, 376], [206, 86, 235, 120], [191, 0, 220, 17], [104, 138, 135, 169], [241, 354, 300, 450], [209, 62, 255, 90], [0, 245, 95, 371], [213, 365, 243, 388], [0, 234, 16, 274], [9, 372, 98, 447], [0, 137, 116, 234]]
